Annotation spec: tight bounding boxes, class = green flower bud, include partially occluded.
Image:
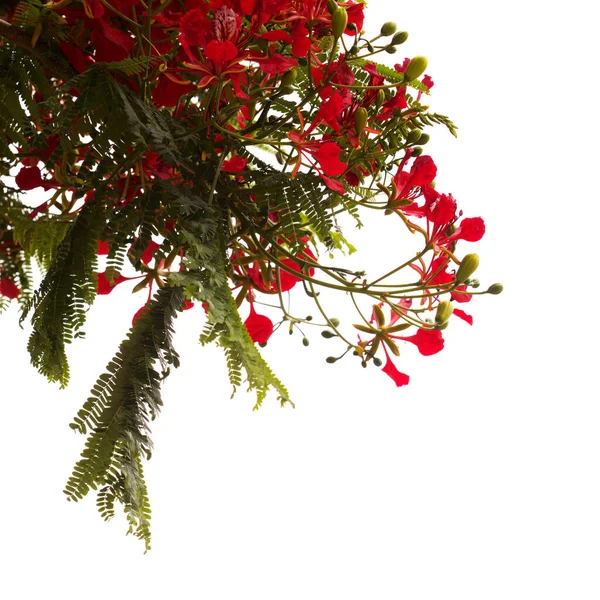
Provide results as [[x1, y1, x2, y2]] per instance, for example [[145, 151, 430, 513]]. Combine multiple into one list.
[[332, 7, 348, 39], [380, 22, 397, 36], [326, 356, 338, 364], [487, 283, 504, 295], [391, 31, 409, 45], [377, 89, 385, 105], [302, 337, 310, 347], [406, 129, 422, 144], [385, 46, 397, 54], [417, 133, 430, 145], [354, 107, 368, 136], [456, 253, 480, 284], [327, 0, 338, 14], [404, 55, 428, 82], [411, 147, 423, 157], [329, 317, 341, 327], [435, 300, 454, 325], [373, 357, 383, 367], [280, 68, 298, 88], [321, 330, 336, 339]]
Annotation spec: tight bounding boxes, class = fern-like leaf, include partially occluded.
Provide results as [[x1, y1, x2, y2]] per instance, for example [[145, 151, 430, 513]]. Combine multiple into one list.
[[65, 285, 185, 551]]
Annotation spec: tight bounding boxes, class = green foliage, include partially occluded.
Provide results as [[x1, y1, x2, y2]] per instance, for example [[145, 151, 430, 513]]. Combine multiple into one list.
[[65, 285, 185, 552], [21, 196, 104, 387]]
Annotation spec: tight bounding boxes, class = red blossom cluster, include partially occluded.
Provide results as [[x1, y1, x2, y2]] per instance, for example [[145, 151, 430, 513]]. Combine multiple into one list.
[[2, 0, 499, 389]]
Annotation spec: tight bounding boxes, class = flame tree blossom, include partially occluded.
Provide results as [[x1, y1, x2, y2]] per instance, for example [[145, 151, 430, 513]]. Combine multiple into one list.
[[0, 0, 502, 548]]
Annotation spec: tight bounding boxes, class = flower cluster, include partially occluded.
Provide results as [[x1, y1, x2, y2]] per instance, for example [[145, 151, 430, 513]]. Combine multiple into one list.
[[1, 0, 501, 385]]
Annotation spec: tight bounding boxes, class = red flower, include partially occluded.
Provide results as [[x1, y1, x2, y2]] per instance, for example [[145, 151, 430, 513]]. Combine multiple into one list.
[[222, 155, 248, 173], [244, 303, 274, 344], [0, 277, 20, 299], [391, 155, 437, 204]]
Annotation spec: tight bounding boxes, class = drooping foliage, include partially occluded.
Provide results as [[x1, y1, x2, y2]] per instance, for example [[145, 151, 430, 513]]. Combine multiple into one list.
[[0, 0, 500, 549]]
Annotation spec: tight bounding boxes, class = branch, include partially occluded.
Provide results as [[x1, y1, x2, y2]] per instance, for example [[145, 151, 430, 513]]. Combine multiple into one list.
[[0, 18, 74, 82]]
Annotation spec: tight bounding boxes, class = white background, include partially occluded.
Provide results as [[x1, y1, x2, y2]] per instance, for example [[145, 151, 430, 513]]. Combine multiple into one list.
[[1, 1, 599, 598]]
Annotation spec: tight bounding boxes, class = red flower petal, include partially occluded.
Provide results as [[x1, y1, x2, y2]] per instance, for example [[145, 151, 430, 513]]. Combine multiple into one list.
[[398, 328, 444, 356], [244, 306, 274, 344], [222, 155, 248, 173], [15, 166, 44, 191], [453, 308, 473, 325], [382, 352, 410, 387], [447, 217, 486, 243], [152, 75, 196, 108], [96, 272, 128, 295], [0, 277, 20, 299], [141, 240, 161, 265], [205, 40, 238, 66], [313, 142, 346, 176]]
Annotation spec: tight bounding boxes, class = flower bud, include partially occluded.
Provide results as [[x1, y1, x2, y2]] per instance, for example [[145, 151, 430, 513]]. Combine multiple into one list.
[[455, 253, 480, 283], [321, 330, 336, 338], [487, 283, 504, 295], [435, 300, 453, 325], [329, 317, 340, 327], [373, 357, 383, 367], [354, 107, 368, 136], [332, 7, 348, 39], [406, 129, 421, 144], [380, 22, 397, 36], [417, 133, 430, 145], [302, 337, 310, 347], [326, 356, 338, 364], [281, 68, 297, 88], [391, 31, 409, 45], [327, 0, 338, 14], [404, 56, 428, 82], [411, 147, 423, 157], [385, 46, 397, 54]]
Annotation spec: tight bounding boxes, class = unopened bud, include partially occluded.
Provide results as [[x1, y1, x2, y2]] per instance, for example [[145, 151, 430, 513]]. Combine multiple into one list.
[[435, 300, 453, 325], [391, 31, 409, 45], [377, 89, 385, 105], [373, 357, 383, 367], [487, 283, 504, 295], [406, 129, 421, 144], [354, 107, 368, 136], [321, 330, 336, 339], [404, 55, 428, 82], [332, 7, 348, 39], [385, 46, 397, 54], [326, 356, 338, 364], [417, 133, 430, 145], [411, 147, 423, 157], [302, 337, 310, 347], [281, 68, 297, 88], [456, 253, 480, 283], [329, 317, 340, 327], [380, 22, 397, 36], [327, 0, 338, 14]]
